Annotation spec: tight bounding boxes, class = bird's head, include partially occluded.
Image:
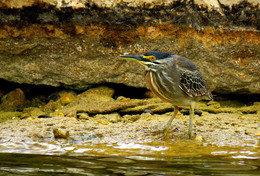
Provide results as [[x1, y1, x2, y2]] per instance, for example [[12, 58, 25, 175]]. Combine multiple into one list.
[[119, 51, 173, 69]]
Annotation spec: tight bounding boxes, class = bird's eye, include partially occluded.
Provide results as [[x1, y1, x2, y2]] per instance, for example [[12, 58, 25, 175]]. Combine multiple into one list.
[[149, 56, 156, 62]]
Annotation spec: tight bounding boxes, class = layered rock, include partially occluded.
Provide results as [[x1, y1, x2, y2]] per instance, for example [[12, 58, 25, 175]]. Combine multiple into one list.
[[0, 0, 259, 94]]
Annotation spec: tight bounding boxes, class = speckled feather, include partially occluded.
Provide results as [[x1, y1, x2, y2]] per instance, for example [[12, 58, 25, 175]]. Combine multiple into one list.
[[175, 56, 213, 100]]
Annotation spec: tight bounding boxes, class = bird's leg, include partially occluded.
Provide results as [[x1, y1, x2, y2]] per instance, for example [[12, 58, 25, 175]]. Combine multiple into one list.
[[161, 105, 179, 140], [188, 102, 195, 139]]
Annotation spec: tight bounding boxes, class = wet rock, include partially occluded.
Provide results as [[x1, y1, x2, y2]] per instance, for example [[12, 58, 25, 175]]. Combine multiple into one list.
[[59, 86, 148, 115], [199, 102, 260, 114], [53, 128, 69, 139], [122, 115, 141, 123], [42, 100, 60, 114], [0, 111, 23, 122], [120, 98, 173, 114], [49, 111, 64, 117], [143, 109, 153, 114], [38, 115, 52, 118], [58, 93, 75, 106], [0, 88, 26, 111], [22, 107, 45, 119], [183, 110, 203, 116], [77, 112, 90, 120], [94, 113, 121, 123]]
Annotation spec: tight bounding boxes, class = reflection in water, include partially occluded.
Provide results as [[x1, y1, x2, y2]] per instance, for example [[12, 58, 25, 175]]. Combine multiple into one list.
[[0, 140, 259, 175], [0, 153, 259, 176]]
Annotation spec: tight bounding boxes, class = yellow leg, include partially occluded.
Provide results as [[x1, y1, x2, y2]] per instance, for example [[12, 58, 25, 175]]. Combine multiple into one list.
[[162, 105, 179, 139], [188, 102, 195, 139]]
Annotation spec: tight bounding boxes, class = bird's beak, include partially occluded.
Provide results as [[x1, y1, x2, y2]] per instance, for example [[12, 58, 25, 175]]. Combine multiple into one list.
[[119, 55, 149, 64]]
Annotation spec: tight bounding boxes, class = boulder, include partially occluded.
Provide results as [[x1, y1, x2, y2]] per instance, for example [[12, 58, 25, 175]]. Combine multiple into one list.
[[0, 0, 259, 94], [0, 88, 26, 111]]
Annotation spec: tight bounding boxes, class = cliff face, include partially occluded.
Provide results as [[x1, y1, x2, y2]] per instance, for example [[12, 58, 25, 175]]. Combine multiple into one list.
[[0, 0, 259, 94]]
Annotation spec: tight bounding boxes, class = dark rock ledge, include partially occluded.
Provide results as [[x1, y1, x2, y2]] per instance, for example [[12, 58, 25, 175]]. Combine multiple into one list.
[[0, 0, 259, 94]]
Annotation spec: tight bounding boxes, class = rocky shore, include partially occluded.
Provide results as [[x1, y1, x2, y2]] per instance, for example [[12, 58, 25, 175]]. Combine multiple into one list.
[[0, 85, 259, 147], [0, 0, 259, 154]]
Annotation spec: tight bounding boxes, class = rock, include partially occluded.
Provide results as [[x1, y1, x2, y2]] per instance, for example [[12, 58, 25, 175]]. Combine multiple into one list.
[[38, 115, 52, 118], [22, 107, 46, 119], [0, 111, 23, 122], [77, 112, 90, 120], [42, 100, 60, 114], [0, 0, 259, 94], [94, 113, 121, 123], [58, 93, 75, 105], [49, 111, 64, 117], [0, 88, 26, 111], [183, 110, 203, 116], [53, 128, 69, 139], [60, 86, 148, 115], [123, 114, 141, 123]]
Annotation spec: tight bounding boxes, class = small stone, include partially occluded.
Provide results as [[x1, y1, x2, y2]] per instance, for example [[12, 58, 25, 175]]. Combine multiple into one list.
[[245, 130, 251, 135], [38, 115, 52, 118], [254, 132, 260, 136], [195, 135, 203, 142], [143, 91, 155, 98], [97, 120, 109, 125], [123, 115, 141, 122], [116, 96, 130, 102], [107, 113, 121, 123], [94, 113, 121, 123], [12, 117, 20, 120], [53, 128, 69, 139], [143, 109, 153, 114], [58, 93, 75, 105], [66, 112, 76, 118], [77, 113, 90, 120], [50, 111, 64, 117], [183, 110, 202, 116]]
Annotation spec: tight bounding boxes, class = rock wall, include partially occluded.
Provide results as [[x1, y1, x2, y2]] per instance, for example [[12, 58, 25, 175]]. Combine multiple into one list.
[[0, 0, 259, 94]]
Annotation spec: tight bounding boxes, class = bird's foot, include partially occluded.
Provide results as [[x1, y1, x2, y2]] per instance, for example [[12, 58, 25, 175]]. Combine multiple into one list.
[[154, 128, 179, 140]]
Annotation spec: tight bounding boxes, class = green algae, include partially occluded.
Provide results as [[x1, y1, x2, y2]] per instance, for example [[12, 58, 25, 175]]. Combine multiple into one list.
[[0, 111, 22, 122]]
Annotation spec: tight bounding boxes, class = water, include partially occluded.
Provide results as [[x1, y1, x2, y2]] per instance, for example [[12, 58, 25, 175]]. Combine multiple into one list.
[[0, 153, 259, 175], [0, 141, 259, 176]]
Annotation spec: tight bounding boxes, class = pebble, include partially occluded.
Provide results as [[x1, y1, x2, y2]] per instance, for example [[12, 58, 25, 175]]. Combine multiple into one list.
[[38, 115, 52, 118], [97, 120, 109, 125], [53, 128, 69, 139], [143, 109, 153, 114], [77, 113, 90, 120], [195, 135, 203, 142], [116, 96, 130, 102], [183, 110, 202, 116], [255, 132, 260, 136], [58, 94, 74, 105]]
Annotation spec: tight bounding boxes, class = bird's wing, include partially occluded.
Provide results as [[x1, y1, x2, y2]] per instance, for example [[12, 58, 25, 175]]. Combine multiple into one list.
[[179, 70, 211, 98], [175, 56, 213, 99]]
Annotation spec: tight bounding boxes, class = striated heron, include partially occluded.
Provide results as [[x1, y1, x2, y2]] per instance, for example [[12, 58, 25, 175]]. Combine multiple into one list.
[[120, 51, 213, 139]]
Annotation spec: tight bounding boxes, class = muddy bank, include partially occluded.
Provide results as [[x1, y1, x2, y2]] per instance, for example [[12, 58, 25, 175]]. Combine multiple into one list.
[[0, 112, 259, 147], [0, 86, 259, 150]]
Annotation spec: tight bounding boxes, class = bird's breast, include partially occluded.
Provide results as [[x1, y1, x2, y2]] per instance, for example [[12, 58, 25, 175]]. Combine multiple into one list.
[[146, 70, 197, 107], [146, 71, 172, 102]]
